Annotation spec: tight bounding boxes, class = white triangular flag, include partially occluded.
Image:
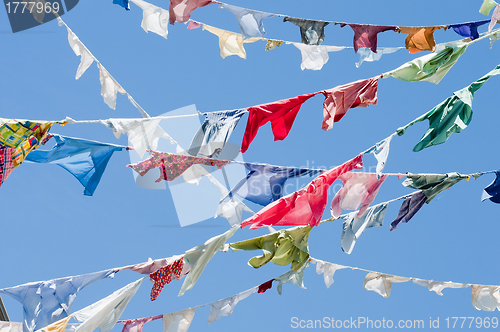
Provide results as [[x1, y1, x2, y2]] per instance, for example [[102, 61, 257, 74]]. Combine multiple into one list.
[[207, 287, 257, 325], [162, 309, 195, 332], [131, 0, 169, 39]]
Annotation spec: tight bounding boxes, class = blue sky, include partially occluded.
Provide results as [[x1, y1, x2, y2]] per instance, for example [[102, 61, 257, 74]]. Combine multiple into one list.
[[1, 0, 500, 331]]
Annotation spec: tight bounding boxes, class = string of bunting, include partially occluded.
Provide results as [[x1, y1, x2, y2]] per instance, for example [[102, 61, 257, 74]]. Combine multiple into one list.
[[2, 1, 500, 332], [56, 16, 151, 116], [3, 56, 500, 206], [51, 16, 500, 157], [1, 222, 499, 332], [4, 59, 497, 203], [112, 0, 500, 68]]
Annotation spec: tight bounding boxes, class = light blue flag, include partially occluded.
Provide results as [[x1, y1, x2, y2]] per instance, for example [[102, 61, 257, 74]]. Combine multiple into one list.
[[339, 203, 388, 254], [223, 163, 322, 206], [26, 134, 127, 196], [219, 3, 274, 39], [0, 270, 115, 332]]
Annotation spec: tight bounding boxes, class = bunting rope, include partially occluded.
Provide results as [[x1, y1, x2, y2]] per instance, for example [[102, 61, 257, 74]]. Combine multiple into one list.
[[112, 252, 500, 329], [118, 0, 500, 65], [194, 18, 500, 68], [47, 29, 500, 158], [61, 113, 205, 124], [5, 240, 499, 332], [109, 0, 500, 71], [3, 1, 500, 330], [308, 256, 500, 297], [318, 192, 414, 224], [214, 0, 496, 28], [56, 17, 151, 117]]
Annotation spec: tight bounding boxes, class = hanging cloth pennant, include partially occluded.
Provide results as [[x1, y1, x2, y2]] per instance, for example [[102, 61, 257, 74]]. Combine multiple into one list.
[[117, 315, 162, 332], [412, 279, 468, 296], [265, 39, 284, 51], [219, 3, 274, 39], [207, 287, 257, 325], [98, 64, 127, 110], [355, 47, 404, 68], [41, 316, 73, 332], [341, 23, 397, 53], [402, 172, 471, 203], [179, 227, 238, 296], [165, 149, 220, 185], [188, 109, 246, 158], [480, 0, 499, 15], [41, 278, 144, 332], [113, 0, 130, 10], [240, 154, 363, 229], [471, 285, 500, 311], [99, 118, 175, 158], [169, 0, 213, 25], [363, 133, 395, 180], [330, 172, 388, 218], [25, 134, 127, 196], [149, 256, 189, 301], [162, 309, 195, 332], [240, 92, 319, 153], [448, 20, 490, 40], [0, 270, 115, 332], [0, 146, 15, 187], [481, 171, 500, 203], [0, 119, 55, 164], [0, 119, 55, 187], [187, 20, 202, 29], [274, 261, 310, 295], [230, 225, 311, 271], [339, 203, 388, 254], [310, 258, 348, 289], [363, 272, 411, 298], [0, 323, 22, 332], [222, 163, 322, 206], [489, 5, 500, 32], [283, 17, 329, 45], [396, 64, 500, 151], [115, 255, 188, 275], [321, 76, 380, 131], [257, 279, 274, 293], [489, 29, 500, 47], [390, 191, 426, 231], [291, 42, 346, 70], [204, 172, 254, 226], [397, 25, 447, 53], [384, 40, 468, 84], [169, 146, 225, 185], [202, 24, 261, 59], [127, 151, 230, 182], [130, 0, 169, 39], [61, 21, 94, 79]]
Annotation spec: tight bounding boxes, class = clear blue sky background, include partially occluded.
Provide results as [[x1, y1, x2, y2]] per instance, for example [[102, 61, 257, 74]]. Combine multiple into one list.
[[1, 0, 500, 331]]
